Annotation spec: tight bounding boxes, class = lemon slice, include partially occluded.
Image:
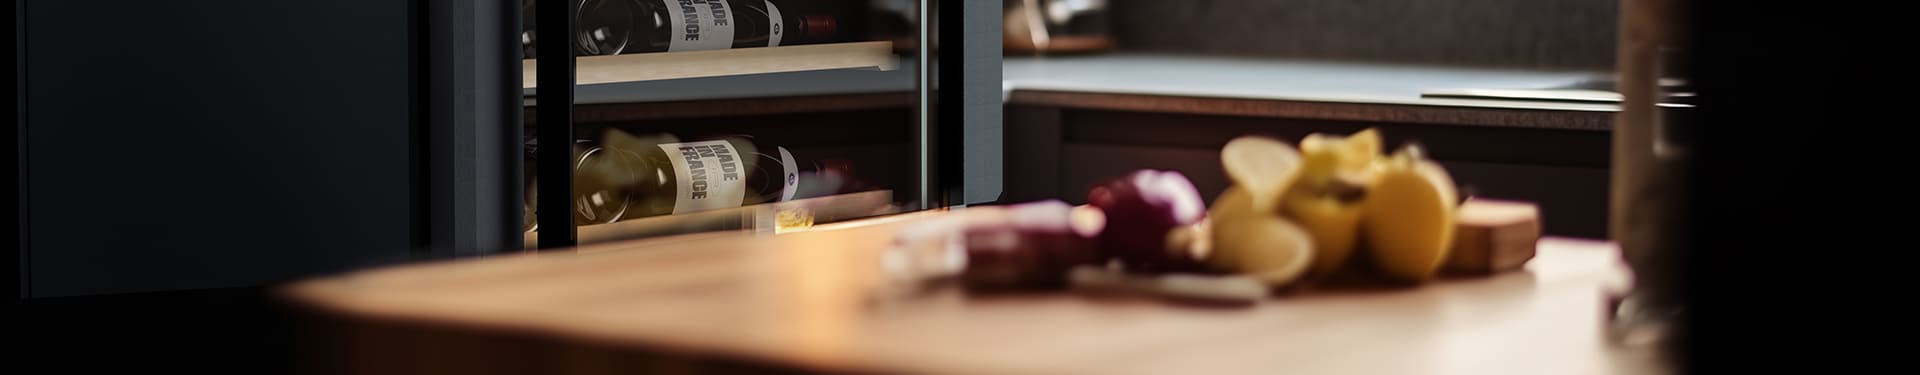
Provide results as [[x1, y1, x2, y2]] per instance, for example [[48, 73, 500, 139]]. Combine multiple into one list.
[[1207, 213, 1315, 287], [1221, 136, 1304, 212]]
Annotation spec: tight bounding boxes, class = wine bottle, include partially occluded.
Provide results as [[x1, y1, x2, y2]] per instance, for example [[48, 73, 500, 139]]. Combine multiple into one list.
[[521, 0, 848, 58], [524, 138, 651, 231], [599, 130, 803, 218], [524, 130, 806, 230]]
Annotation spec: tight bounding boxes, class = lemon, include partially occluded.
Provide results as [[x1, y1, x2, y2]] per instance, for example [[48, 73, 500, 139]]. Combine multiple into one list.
[[1361, 147, 1459, 282]]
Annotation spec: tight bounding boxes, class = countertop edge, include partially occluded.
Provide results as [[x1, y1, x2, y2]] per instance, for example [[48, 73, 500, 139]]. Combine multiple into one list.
[[1005, 89, 1615, 131]]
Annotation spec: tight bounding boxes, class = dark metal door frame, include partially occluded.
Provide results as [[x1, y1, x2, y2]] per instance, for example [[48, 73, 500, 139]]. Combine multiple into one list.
[[533, 0, 575, 249], [427, 0, 527, 257]]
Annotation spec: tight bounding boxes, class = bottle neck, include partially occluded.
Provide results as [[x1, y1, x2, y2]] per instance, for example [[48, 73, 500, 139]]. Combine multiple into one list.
[[793, 15, 837, 42]]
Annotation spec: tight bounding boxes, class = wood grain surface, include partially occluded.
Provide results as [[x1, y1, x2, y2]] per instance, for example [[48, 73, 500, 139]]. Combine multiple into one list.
[[527, 93, 915, 123], [282, 211, 1668, 375], [523, 41, 896, 89]]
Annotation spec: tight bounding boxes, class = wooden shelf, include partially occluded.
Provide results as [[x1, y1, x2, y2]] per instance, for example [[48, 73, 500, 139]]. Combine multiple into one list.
[[527, 92, 915, 122], [523, 41, 896, 89], [523, 189, 898, 249]]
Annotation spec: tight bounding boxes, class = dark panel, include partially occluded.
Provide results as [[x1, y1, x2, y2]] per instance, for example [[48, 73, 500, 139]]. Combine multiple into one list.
[[1060, 109, 1611, 168], [534, 0, 576, 249], [1059, 144, 1227, 205], [1109, 0, 1618, 69], [1002, 105, 1063, 203], [1443, 161, 1609, 239], [19, 0, 30, 299], [493, 0, 527, 254], [24, 0, 418, 297], [21, 287, 293, 373], [938, 0, 960, 206]]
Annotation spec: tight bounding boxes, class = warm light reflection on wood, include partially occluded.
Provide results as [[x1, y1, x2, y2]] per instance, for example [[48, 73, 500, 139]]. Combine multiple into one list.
[[283, 213, 1661, 375], [767, 236, 863, 365]]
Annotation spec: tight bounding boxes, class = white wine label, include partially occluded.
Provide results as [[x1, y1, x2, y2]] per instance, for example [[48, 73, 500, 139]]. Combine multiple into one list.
[[660, 140, 747, 214], [664, 0, 737, 52], [766, 1, 783, 47], [778, 146, 798, 201]]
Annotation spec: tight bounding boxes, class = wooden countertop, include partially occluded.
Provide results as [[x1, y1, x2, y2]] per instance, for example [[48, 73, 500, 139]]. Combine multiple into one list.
[[282, 210, 1667, 375]]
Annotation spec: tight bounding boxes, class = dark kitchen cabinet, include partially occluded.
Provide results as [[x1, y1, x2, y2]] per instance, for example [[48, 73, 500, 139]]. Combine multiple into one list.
[[19, 0, 441, 299], [19, 2, 981, 372], [18, 1, 469, 372], [18, 0, 986, 298]]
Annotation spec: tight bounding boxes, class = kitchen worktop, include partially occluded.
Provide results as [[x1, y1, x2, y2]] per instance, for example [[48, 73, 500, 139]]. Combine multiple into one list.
[[282, 210, 1667, 375], [1003, 54, 1617, 131], [1003, 54, 1615, 112]]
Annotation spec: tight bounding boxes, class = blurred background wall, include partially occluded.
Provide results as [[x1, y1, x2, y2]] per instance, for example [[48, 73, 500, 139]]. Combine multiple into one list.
[[1110, 0, 1617, 69]]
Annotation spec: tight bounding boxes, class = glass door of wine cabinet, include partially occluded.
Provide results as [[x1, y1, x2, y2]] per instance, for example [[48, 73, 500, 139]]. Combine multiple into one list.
[[522, 0, 938, 248]]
